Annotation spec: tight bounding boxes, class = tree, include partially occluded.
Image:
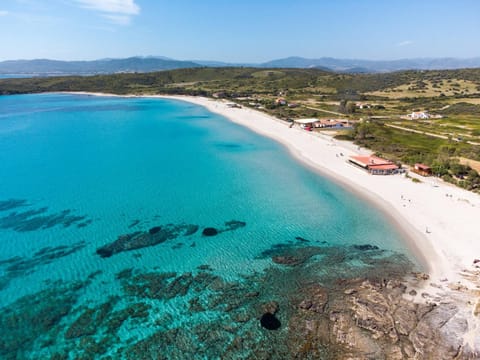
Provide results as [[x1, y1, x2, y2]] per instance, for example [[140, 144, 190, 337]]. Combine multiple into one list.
[[339, 99, 355, 114], [353, 122, 373, 140], [347, 102, 356, 114], [430, 159, 449, 177]]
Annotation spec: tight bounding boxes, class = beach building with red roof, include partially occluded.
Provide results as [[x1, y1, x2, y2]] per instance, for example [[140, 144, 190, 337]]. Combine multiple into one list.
[[349, 155, 400, 175], [413, 163, 432, 176]]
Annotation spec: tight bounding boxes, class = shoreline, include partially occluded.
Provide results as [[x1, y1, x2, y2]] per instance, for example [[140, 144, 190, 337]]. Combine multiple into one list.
[[159, 96, 476, 279], [52, 92, 480, 351], [62, 92, 480, 285]]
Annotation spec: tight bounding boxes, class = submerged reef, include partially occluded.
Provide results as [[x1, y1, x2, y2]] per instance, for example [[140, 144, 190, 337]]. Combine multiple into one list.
[[1, 239, 477, 359], [0, 281, 86, 359], [0, 241, 86, 290], [202, 227, 218, 236], [260, 313, 281, 330], [97, 220, 247, 257], [0, 199, 29, 212], [0, 198, 92, 232], [201, 220, 247, 237], [96, 223, 199, 258]]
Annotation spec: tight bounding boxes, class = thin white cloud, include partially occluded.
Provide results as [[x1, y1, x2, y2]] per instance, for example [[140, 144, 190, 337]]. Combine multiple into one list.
[[75, 0, 140, 24], [397, 40, 413, 47], [0, 10, 9, 16]]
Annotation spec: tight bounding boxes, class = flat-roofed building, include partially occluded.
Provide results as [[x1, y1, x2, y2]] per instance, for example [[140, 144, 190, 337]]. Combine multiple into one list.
[[294, 118, 318, 130], [349, 155, 400, 175], [413, 163, 432, 176]]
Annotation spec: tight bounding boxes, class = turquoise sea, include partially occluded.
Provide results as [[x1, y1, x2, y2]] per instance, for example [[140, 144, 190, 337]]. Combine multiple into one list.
[[0, 74, 37, 79], [0, 94, 419, 359]]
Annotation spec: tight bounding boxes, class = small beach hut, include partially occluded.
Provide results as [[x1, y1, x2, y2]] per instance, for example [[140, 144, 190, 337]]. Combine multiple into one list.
[[413, 163, 432, 176]]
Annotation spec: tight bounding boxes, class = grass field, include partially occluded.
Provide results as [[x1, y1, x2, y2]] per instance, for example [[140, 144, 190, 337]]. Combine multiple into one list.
[[366, 79, 480, 98]]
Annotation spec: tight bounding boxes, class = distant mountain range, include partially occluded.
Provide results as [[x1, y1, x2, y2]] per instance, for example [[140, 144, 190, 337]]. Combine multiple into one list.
[[260, 56, 480, 73], [0, 57, 201, 76], [1, 56, 480, 76]]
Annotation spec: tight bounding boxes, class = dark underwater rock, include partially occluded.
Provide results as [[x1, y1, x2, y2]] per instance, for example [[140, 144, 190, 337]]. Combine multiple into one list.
[[128, 219, 141, 228], [257, 243, 294, 259], [272, 255, 304, 266], [353, 244, 380, 251], [224, 220, 246, 231], [148, 226, 162, 235], [96, 247, 113, 258], [96, 223, 198, 257], [118, 269, 223, 304], [0, 282, 83, 358], [262, 301, 279, 315], [0, 199, 28, 212], [260, 313, 281, 330], [0, 203, 91, 232], [65, 307, 101, 339], [76, 219, 93, 228], [0, 241, 86, 289], [295, 236, 310, 242], [184, 224, 199, 236], [5, 236, 474, 359], [197, 264, 212, 271], [200, 221, 245, 237], [202, 227, 218, 236]]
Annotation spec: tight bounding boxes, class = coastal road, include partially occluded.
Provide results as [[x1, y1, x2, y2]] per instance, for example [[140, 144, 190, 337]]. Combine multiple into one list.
[[304, 105, 345, 117]]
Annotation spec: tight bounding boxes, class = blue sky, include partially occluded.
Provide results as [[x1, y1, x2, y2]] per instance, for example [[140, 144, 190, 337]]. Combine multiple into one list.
[[0, 0, 479, 62]]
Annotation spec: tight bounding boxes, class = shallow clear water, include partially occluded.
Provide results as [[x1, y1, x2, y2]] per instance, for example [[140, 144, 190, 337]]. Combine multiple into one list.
[[0, 94, 419, 358]]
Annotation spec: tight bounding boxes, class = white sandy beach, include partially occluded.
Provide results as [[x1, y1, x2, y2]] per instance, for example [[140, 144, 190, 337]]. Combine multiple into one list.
[[70, 92, 480, 285], [62, 92, 480, 348], [68, 92, 480, 285], [169, 96, 480, 347], [162, 96, 480, 284]]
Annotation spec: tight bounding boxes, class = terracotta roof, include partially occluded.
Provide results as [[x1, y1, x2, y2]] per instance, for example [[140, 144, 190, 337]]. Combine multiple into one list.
[[415, 163, 431, 170], [350, 155, 394, 167]]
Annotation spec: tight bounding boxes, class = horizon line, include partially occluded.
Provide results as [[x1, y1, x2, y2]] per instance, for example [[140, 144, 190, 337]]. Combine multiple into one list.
[[1, 55, 480, 63]]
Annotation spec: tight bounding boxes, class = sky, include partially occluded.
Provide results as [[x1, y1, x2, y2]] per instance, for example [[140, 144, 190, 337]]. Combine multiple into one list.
[[0, 0, 479, 62]]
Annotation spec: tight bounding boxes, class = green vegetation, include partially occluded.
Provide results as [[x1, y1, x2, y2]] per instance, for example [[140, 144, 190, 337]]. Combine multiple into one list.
[[442, 102, 480, 116], [345, 121, 480, 191], [1, 66, 480, 192]]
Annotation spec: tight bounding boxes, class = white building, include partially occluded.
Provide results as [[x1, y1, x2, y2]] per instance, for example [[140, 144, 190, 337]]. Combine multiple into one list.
[[408, 111, 430, 120]]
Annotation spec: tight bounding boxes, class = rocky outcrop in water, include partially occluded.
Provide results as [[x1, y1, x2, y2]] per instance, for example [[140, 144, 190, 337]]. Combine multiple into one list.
[[0, 199, 29, 212], [0, 241, 86, 290], [202, 227, 218, 236], [96, 223, 199, 257], [97, 219, 247, 257], [0, 281, 86, 359], [0, 198, 92, 232], [288, 277, 478, 359], [201, 220, 247, 237], [2, 239, 479, 359], [260, 313, 281, 330]]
